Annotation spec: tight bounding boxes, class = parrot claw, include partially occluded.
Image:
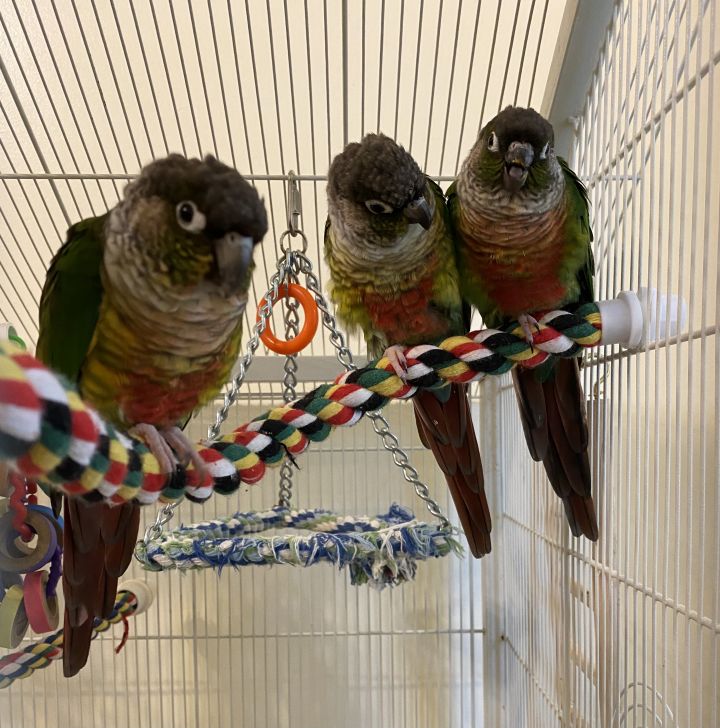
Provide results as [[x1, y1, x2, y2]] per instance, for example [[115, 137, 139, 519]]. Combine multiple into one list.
[[129, 424, 210, 483], [517, 313, 541, 348], [128, 424, 177, 474], [382, 345, 408, 382], [160, 427, 210, 483]]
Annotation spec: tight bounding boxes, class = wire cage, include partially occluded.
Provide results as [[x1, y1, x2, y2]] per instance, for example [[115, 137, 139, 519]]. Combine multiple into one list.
[[0, 1, 717, 727]]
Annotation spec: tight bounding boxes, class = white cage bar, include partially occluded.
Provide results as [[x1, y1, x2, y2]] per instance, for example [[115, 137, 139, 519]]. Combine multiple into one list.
[[0, 1, 717, 726]]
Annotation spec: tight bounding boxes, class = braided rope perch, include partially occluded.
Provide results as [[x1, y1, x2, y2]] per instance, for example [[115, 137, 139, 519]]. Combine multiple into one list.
[[0, 304, 601, 506], [134, 503, 463, 588], [0, 591, 138, 688]]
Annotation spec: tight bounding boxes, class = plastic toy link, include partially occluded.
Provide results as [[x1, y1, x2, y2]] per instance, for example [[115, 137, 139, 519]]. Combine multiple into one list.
[[0, 468, 63, 648], [258, 282, 319, 355]]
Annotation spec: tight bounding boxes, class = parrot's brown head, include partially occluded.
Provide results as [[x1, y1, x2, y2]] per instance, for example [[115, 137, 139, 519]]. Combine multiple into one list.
[[468, 106, 559, 196], [112, 154, 267, 296], [327, 134, 434, 246]]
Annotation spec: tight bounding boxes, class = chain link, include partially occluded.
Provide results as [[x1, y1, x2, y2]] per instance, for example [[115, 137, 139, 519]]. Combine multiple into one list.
[[278, 264, 300, 508], [279, 229, 309, 254], [142, 501, 179, 546]]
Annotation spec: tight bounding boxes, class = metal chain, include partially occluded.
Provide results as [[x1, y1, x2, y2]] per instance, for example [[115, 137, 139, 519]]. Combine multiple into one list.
[[368, 415, 451, 528], [278, 261, 300, 508], [299, 256, 356, 370], [142, 501, 179, 546], [281, 299, 300, 403], [297, 252, 451, 529]]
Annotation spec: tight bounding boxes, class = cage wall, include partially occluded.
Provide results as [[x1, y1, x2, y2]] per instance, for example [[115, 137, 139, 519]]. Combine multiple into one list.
[[0, 1, 717, 727], [489, 0, 720, 726], [0, 9, 565, 726]]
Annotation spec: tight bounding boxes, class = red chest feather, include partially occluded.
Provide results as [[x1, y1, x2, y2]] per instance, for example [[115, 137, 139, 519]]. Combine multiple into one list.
[[480, 251, 568, 316], [120, 360, 225, 427], [362, 275, 448, 345], [462, 205, 570, 316]]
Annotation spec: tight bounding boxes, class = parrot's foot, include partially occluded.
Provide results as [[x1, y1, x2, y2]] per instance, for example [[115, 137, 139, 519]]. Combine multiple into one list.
[[160, 427, 209, 482], [517, 313, 541, 347], [128, 424, 177, 474], [129, 424, 210, 483], [382, 345, 408, 381]]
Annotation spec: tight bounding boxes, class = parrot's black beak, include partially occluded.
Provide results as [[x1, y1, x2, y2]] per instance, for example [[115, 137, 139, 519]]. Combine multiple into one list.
[[214, 233, 254, 295], [503, 141, 534, 192], [403, 196, 433, 230]]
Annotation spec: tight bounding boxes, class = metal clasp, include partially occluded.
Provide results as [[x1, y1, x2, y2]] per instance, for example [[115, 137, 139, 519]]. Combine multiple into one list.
[[286, 170, 302, 236]]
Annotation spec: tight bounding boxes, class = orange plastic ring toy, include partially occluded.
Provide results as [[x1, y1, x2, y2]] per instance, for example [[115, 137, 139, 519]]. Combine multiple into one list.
[[258, 283, 319, 355]]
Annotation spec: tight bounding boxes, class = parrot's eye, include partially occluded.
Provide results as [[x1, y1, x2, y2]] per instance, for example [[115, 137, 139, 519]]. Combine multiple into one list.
[[176, 201, 206, 233], [487, 132, 500, 152], [364, 199, 394, 214], [539, 142, 550, 160]]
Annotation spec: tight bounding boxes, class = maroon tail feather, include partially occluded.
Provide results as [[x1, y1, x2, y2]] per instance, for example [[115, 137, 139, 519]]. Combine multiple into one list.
[[512, 358, 598, 540], [62, 498, 140, 677], [413, 384, 492, 557]]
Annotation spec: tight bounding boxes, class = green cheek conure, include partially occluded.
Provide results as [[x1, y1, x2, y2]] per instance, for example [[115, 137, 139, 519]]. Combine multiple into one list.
[[449, 106, 598, 542], [324, 133, 492, 558], [36, 154, 268, 675]]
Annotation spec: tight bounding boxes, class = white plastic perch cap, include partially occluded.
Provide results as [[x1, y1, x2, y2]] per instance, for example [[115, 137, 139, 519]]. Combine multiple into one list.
[[597, 291, 645, 349], [597, 288, 688, 350], [119, 579, 155, 616]]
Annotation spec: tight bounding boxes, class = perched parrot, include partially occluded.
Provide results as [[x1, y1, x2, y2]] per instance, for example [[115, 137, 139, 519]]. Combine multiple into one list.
[[36, 154, 267, 676], [448, 106, 598, 541], [324, 133, 492, 557]]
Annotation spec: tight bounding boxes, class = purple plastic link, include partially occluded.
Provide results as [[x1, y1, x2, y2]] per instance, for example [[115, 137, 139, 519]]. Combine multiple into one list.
[[46, 547, 62, 597]]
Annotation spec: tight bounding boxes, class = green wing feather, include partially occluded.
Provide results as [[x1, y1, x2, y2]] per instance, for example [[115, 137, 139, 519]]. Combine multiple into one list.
[[559, 157, 594, 305], [36, 215, 107, 383], [424, 178, 466, 334], [36, 214, 146, 678]]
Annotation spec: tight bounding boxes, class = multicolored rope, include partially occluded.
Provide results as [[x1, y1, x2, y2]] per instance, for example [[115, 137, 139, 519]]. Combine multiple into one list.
[[0, 590, 138, 688], [0, 303, 602, 506], [135, 504, 463, 588]]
